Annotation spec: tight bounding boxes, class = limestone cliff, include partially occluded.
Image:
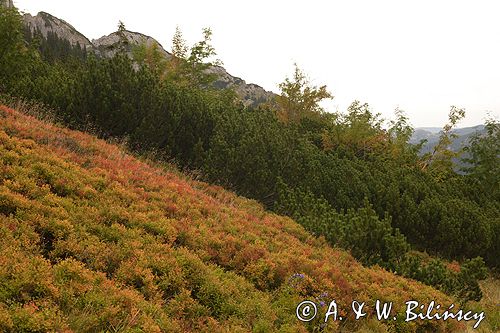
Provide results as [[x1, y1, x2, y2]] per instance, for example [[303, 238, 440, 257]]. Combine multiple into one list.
[[23, 12, 93, 49]]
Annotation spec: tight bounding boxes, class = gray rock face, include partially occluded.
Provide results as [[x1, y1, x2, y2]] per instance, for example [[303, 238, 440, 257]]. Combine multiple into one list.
[[1, 0, 15, 8], [21, 10, 276, 107], [208, 66, 276, 107], [23, 12, 93, 49], [92, 30, 172, 59]]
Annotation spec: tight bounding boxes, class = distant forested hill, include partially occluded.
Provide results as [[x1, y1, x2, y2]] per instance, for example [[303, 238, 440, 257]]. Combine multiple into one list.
[[411, 125, 486, 155]]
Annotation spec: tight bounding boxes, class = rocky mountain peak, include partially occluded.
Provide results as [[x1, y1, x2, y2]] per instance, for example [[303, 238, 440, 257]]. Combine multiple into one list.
[[92, 30, 172, 59], [23, 11, 93, 49]]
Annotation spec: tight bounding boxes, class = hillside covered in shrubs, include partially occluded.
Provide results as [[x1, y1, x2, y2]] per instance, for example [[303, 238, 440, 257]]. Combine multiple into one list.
[[0, 104, 466, 332], [1, 4, 499, 332]]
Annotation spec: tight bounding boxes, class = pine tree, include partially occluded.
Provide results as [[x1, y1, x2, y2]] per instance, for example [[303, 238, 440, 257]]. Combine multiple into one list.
[[116, 20, 129, 53]]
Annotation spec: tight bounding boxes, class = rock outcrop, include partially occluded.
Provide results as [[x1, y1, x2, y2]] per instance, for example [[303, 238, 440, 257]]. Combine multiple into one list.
[[23, 12, 94, 49], [1, 0, 14, 8], [208, 66, 276, 107], [21, 10, 276, 107], [92, 31, 276, 106], [92, 30, 172, 59]]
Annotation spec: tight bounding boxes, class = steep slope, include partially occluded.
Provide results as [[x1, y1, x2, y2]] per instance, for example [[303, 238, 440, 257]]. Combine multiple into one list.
[[23, 11, 94, 50], [0, 104, 462, 332], [207, 65, 276, 108]]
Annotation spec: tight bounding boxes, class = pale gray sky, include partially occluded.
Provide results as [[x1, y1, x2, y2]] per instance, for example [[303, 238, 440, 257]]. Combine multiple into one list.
[[14, 0, 500, 127]]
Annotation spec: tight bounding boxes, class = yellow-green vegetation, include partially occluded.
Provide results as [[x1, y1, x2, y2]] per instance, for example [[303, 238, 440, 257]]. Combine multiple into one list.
[[465, 278, 500, 332], [0, 105, 470, 332]]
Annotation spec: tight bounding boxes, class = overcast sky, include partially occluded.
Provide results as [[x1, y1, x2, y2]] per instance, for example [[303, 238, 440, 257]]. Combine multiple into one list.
[[14, 0, 500, 127]]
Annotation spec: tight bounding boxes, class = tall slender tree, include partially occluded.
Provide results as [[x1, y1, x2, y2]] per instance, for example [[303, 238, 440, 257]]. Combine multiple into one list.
[[276, 64, 332, 123]]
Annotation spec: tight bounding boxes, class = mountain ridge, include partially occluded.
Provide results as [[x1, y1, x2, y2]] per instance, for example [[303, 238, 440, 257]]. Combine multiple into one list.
[[21, 10, 276, 108], [410, 124, 486, 155], [23, 11, 93, 49], [16, 7, 492, 119]]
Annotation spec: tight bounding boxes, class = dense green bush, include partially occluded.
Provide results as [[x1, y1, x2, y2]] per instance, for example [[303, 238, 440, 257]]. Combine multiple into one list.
[[275, 182, 489, 303]]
